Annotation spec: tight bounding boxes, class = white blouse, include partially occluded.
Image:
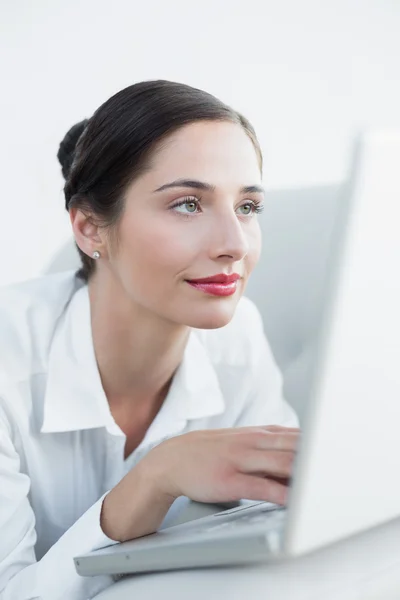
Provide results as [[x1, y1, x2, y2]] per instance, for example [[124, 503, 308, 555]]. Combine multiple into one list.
[[0, 271, 297, 600]]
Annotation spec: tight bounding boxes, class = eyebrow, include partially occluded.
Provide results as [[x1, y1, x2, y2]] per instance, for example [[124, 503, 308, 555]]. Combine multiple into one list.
[[153, 178, 265, 196]]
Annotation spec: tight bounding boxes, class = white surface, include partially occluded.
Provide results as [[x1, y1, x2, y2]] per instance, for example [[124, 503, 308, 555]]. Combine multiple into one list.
[[1, 0, 400, 286], [286, 132, 400, 554], [94, 514, 400, 600]]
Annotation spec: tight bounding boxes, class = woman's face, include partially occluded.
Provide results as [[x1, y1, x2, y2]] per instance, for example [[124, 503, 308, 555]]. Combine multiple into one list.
[[108, 120, 263, 329]]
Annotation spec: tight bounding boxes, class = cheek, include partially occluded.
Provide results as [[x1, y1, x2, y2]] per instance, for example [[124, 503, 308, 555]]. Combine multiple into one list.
[[118, 215, 201, 274]]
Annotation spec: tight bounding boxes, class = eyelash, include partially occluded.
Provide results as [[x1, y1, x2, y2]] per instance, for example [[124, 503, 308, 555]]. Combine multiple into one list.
[[169, 196, 265, 216]]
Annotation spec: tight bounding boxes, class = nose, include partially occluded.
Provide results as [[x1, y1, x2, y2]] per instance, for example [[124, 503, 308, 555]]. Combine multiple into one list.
[[208, 210, 249, 262]]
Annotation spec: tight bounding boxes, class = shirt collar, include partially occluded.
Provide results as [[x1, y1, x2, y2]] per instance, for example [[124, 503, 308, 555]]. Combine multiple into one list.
[[40, 285, 225, 436]]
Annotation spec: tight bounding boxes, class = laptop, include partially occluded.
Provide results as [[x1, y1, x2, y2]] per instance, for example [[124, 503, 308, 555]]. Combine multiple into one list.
[[74, 130, 400, 578]]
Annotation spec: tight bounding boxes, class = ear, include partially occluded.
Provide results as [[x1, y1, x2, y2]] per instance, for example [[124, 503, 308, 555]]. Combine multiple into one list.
[[69, 208, 108, 259]]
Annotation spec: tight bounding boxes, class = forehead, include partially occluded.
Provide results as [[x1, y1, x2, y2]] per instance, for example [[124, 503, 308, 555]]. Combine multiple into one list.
[[146, 121, 262, 189]]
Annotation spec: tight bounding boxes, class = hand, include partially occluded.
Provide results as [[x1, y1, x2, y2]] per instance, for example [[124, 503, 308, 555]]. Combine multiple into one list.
[[101, 425, 299, 542], [148, 425, 299, 506]]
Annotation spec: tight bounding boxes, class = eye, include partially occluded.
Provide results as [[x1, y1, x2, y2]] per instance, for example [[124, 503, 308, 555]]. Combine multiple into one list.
[[237, 201, 264, 216], [170, 197, 201, 214]]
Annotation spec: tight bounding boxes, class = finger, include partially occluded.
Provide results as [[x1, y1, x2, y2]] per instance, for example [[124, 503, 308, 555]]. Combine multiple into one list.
[[239, 449, 295, 479], [231, 474, 289, 506], [250, 430, 300, 452], [196, 426, 300, 438], [229, 425, 300, 435], [255, 473, 291, 486], [262, 425, 301, 433]]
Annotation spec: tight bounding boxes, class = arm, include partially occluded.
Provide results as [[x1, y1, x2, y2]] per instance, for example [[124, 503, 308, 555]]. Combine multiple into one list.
[[0, 408, 116, 600]]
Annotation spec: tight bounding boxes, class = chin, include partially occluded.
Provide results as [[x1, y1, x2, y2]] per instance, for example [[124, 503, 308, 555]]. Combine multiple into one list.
[[183, 301, 238, 330]]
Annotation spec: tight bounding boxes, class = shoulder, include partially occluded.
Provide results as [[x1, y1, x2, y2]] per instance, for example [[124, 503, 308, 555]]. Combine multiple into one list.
[[194, 296, 265, 367], [0, 271, 82, 384]]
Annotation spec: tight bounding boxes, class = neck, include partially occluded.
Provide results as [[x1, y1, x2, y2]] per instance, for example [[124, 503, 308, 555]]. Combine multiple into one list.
[[88, 274, 189, 406]]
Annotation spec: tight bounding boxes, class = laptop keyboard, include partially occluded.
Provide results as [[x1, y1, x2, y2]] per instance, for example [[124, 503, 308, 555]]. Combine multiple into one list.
[[196, 505, 286, 535]]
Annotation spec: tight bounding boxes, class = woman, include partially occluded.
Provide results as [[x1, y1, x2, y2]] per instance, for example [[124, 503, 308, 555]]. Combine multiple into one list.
[[0, 80, 298, 599]]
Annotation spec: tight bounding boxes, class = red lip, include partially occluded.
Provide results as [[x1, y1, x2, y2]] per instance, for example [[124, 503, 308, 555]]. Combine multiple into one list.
[[187, 273, 241, 284]]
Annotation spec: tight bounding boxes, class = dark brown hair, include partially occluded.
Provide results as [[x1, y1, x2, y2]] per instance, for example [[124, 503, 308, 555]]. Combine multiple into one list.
[[57, 80, 262, 281]]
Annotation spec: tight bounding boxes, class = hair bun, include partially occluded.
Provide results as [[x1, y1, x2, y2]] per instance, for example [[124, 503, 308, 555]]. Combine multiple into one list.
[[57, 119, 88, 180]]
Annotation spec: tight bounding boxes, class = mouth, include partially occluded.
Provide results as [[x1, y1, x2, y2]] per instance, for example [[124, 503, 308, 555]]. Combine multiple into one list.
[[185, 273, 241, 297]]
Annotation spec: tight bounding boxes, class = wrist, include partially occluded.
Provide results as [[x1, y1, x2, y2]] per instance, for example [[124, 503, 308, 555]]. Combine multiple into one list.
[[100, 461, 176, 542], [144, 437, 183, 501]]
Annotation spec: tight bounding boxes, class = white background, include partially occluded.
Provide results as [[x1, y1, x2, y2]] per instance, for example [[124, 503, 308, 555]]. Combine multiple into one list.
[[1, 0, 399, 286]]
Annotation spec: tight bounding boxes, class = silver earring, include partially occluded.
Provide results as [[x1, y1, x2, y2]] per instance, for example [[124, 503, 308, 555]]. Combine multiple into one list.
[[92, 250, 101, 260]]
